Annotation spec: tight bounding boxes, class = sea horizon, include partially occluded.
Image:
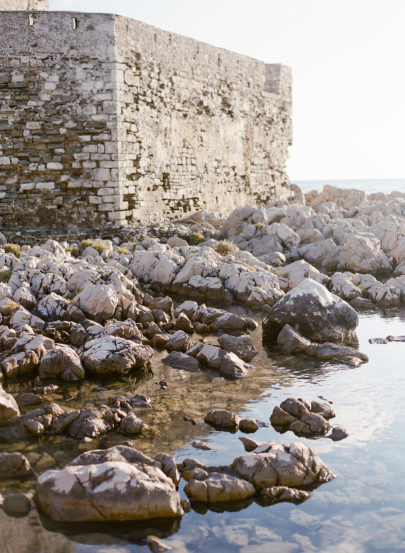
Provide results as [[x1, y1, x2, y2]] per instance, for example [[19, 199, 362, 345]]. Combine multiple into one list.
[[294, 177, 405, 194]]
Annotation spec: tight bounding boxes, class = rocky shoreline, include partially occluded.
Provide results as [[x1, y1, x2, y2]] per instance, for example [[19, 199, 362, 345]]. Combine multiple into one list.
[[1, 184, 404, 551]]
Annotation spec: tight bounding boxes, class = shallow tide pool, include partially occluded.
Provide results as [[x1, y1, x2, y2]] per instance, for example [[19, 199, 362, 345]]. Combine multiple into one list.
[[5, 310, 405, 553]]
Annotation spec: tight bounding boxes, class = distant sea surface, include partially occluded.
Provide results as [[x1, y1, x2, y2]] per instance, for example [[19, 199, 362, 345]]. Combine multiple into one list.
[[294, 178, 405, 195]]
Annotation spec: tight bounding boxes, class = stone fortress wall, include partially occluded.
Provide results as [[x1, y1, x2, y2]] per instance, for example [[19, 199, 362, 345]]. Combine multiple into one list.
[[0, 5, 292, 228]]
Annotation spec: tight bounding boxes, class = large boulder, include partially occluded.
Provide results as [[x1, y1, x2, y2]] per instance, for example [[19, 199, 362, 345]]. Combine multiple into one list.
[[36, 458, 183, 522], [263, 278, 358, 344], [81, 336, 153, 375]]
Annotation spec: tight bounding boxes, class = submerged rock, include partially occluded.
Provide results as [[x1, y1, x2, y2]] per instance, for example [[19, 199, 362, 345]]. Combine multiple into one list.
[[259, 486, 310, 503], [162, 351, 200, 372], [307, 342, 368, 367], [2, 493, 31, 517]]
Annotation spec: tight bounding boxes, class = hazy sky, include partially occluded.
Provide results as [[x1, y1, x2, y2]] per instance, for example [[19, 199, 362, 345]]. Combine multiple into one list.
[[51, 0, 405, 180]]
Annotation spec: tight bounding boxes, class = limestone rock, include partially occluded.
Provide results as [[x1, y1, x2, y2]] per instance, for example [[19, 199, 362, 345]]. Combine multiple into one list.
[[81, 336, 153, 375], [119, 412, 147, 435], [0, 452, 32, 479], [0, 384, 20, 420], [232, 441, 334, 488], [217, 333, 258, 362], [184, 472, 255, 503], [166, 330, 191, 352], [276, 324, 311, 354], [39, 345, 85, 382], [73, 282, 119, 321], [220, 351, 250, 378], [204, 409, 240, 429], [162, 351, 200, 372], [339, 234, 392, 275], [263, 278, 358, 344], [36, 461, 183, 522]]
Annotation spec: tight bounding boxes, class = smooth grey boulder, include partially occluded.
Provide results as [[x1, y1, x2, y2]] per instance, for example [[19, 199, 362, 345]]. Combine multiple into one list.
[[217, 333, 258, 362], [2, 493, 31, 517], [239, 418, 259, 433], [263, 278, 358, 344]]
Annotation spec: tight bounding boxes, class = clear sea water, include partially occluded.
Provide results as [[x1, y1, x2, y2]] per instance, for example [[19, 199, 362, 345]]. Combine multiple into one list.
[[295, 178, 405, 195]]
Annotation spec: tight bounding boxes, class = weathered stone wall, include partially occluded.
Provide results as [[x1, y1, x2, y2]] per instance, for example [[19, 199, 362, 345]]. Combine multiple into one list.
[[0, 11, 292, 228], [0, 0, 48, 10], [0, 12, 121, 227], [114, 18, 292, 223]]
